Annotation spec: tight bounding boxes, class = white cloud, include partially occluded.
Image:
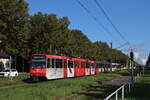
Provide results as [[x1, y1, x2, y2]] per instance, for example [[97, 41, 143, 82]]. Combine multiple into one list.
[[135, 58, 147, 65], [134, 52, 139, 60]]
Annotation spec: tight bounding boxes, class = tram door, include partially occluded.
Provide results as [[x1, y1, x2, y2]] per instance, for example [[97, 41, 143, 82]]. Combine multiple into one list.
[[46, 58, 55, 79], [91, 63, 95, 75], [46, 58, 64, 79], [67, 60, 74, 77]]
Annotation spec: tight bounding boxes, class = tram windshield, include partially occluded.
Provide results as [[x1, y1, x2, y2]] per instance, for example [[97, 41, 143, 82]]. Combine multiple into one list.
[[32, 56, 46, 68]]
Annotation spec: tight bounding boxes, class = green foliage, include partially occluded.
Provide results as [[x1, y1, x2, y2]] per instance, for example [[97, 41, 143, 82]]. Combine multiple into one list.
[[0, 0, 29, 58], [28, 12, 72, 55], [0, 0, 129, 71]]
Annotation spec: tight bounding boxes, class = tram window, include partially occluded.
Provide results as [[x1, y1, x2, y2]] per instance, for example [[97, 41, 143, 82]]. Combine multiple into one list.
[[96, 63, 98, 68], [47, 58, 51, 68], [86, 62, 89, 68], [50, 58, 55, 68], [74, 62, 79, 68], [68, 60, 74, 68], [98, 64, 101, 68], [74, 62, 77, 68], [78, 62, 80, 68], [81, 62, 85, 68], [97, 63, 99, 68], [81, 62, 83, 68], [92, 63, 95, 68], [56, 59, 63, 68]]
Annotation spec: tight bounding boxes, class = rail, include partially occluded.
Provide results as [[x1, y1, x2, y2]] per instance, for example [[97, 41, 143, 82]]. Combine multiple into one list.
[[104, 82, 131, 100], [104, 74, 140, 100]]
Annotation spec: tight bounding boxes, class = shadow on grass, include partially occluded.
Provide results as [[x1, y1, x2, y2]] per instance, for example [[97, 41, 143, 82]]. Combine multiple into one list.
[[22, 78, 49, 83], [77, 82, 119, 100], [127, 69, 150, 100], [128, 82, 150, 100]]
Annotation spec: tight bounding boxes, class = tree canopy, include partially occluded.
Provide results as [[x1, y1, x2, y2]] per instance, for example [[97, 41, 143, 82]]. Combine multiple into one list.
[[0, 0, 129, 71]]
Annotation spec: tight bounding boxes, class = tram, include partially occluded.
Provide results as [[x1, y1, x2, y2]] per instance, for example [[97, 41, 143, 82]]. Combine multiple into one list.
[[30, 54, 110, 80]]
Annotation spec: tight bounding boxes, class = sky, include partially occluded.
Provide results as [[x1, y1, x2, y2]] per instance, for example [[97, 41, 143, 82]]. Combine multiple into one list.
[[26, 0, 150, 65]]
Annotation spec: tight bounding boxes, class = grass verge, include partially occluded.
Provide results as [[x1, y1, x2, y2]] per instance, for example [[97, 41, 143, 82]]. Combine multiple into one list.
[[0, 70, 130, 100], [126, 69, 150, 100]]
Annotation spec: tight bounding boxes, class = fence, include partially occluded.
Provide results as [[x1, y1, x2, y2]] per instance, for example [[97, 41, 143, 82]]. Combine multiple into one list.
[[104, 82, 131, 100], [104, 74, 140, 100]]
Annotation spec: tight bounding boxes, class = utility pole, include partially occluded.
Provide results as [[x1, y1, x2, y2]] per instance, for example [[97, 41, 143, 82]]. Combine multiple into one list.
[[9, 56, 12, 69], [130, 49, 134, 82], [110, 42, 112, 49], [110, 42, 112, 72]]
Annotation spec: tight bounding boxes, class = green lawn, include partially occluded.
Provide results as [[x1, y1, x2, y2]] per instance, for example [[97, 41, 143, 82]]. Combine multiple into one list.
[[0, 70, 130, 100], [126, 69, 150, 100], [0, 73, 29, 86]]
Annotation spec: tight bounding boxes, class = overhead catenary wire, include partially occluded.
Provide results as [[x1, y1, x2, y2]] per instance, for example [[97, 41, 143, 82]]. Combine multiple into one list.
[[83, 0, 149, 62], [114, 42, 129, 49], [94, 0, 128, 42], [94, 0, 131, 48], [84, 0, 129, 48], [76, 0, 120, 43], [76, 0, 130, 50]]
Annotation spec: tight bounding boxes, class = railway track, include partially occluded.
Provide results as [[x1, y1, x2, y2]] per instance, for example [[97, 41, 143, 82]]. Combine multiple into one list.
[[0, 82, 27, 89]]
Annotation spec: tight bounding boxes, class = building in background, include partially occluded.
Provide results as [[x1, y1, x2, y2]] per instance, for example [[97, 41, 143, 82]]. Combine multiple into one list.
[[0, 52, 10, 71]]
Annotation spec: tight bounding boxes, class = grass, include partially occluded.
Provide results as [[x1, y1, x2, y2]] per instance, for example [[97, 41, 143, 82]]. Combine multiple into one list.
[[114, 69, 131, 76], [126, 69, 150, 100], [0, 73, 29, 86], [0, 70, 130, 100]]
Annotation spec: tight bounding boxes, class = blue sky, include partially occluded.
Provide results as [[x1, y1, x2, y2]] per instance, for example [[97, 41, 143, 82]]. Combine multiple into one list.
[[26, 0, 150, 63]]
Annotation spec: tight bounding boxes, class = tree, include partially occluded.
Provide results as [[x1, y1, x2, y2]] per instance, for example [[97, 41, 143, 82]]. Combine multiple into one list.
[[93, 41, 111, 61], [0, 0, 129, 71], [70, 30, 91, 57], [29, 12, 72, 55], [0, 0, 29, 57], [0, 0, 29, 71]]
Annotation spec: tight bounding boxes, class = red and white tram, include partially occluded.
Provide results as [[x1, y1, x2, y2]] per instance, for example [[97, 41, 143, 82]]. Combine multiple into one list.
[[30, 54, 101, 80]]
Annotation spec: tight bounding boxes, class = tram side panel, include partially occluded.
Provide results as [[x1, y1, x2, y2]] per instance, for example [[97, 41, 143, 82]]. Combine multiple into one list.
[[46, 58, 64, 80], [95, 63, 99, 75], [80, 62, 85, 76]]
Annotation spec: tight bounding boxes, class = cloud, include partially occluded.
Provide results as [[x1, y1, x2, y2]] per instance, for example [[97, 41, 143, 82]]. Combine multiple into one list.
[[135, 58, 147, 65], [134, 52, 139, 60]]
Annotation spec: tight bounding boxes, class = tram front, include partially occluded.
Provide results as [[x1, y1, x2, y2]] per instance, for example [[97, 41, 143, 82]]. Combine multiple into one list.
[[30, 55, 47, 80]]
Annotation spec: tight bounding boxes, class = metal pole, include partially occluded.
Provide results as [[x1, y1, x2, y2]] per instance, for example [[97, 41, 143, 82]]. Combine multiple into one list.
[[110, 42, 112, 72], [143, 66, 144, 75], [9, 56, 12, 69], [116, 92, 118, 100], [129, 83, 131, 92], [122, 85, 124, 100], [131, 60, 134, 83]]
